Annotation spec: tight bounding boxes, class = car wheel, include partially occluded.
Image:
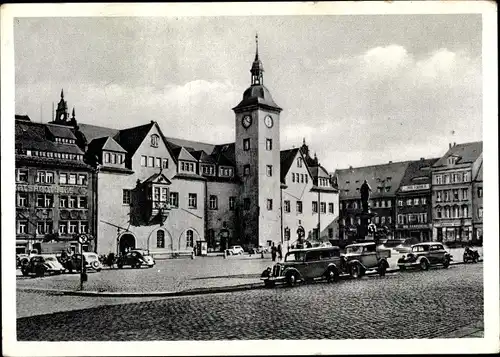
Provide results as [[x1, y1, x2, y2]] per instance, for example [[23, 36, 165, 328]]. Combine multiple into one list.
[[443, 257, 450, 268], [326, 267, 339, 283], [96, 268, 102, 272], [420, 259, 429, 271], [350, 263, 362, 279], [117, 264, 123, 269], [21, 268, 29, 276], [285, 271, 298, 287], [399, 265, 406, 271]]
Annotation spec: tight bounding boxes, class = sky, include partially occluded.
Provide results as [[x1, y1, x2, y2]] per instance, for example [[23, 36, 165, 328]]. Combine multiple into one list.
[[14, 14, 483, 171]]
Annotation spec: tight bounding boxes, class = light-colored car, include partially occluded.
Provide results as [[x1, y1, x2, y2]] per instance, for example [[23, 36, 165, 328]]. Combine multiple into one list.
[[83, 252, 103, 272], [343, 242, 391, 278], [261, 246, 344, 287], [21, 254, 65, 277], [229, 245, 244, 255], [397, 242, 452, 271]]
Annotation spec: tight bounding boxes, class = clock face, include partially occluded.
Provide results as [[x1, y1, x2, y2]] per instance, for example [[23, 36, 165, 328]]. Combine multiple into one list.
[[242, 115, 252, 128], [264, 115, 274, 128]]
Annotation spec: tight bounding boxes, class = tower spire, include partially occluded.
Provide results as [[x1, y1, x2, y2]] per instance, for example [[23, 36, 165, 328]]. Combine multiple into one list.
[[61, 88, 64, 99], [250, 34, 264, 86]]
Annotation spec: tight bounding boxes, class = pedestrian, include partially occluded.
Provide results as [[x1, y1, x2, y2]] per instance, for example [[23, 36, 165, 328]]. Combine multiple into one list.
[[277, 243, 282, 261], [271, 242, 277, 262]]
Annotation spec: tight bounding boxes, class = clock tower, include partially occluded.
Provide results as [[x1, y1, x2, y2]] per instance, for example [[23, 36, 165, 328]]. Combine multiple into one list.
[[233, 35, 282, 248]]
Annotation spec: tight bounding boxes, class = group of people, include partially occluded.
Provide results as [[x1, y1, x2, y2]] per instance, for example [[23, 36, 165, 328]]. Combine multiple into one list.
[[270, 242, 283, 262]]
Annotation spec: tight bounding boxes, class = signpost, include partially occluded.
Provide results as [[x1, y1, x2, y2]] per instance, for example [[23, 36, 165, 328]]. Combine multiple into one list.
[[76, 233, 93, 291]]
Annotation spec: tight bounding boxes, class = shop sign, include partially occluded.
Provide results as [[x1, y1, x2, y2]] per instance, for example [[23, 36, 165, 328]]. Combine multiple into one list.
[[400, 184, 430, 192], [16, 184, 86, 195], [398, 224, 431, 229]]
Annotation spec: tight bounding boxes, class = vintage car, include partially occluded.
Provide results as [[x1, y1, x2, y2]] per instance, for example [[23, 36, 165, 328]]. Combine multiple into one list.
[[397, 242, 452, 271], [83, 252, 103, 272], [261, 246, 345, 287], [116, 249, 155, 269], [21, 254, 65, 277], [343, 242, 391, 278], [228, 245, 244, 255]]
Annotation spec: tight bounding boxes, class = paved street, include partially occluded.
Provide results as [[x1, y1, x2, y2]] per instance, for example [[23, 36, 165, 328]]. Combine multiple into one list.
[[17, 263, 483, 341]]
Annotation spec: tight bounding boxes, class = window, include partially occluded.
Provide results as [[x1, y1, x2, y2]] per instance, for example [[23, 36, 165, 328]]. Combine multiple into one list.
[[444, 175, 450, 184], [151, 134, 159, 148], [69, 221, 78, 234], [436, 207, 442, 218], [243, 138, 250, 151], [436, 191, 442, 202], [162, 159, 169, 169], [154, 187, 160, 202], [397, 214, 404, 224], [463, 172, 470, 182], [328, 203, 334, 214], [160, 188, 168, 202], [284, 227, 291, 241], [229, 197, 236, 211], [301, 174, 304, 183], [284, 200, 290, 213], [188, 193, 197, 209], [266, 138, 272, 151], [414, 198, 419, 206], [45, 172, 54, 184], [381, 216, 386, 224], [186, 230, 194, 248], [209, 195, 218, 210], [436, 175, 443, 185], [477, 187, 483, 198], [220, 167, 234, 177], [69, 196, 76, 208], [148, 156, 154, 167], [387, 216, 392, 224], [445, 190, 451, 202], [320, 202, 326, 214], [157, 230, 165, 248], [16, 169, 28, 182], [169, 192, 179, 208], [305, 175, 308, 184], [59, 222, 68, 234], [141, 156, 147, 166], [292, 173, 295, 183], [398, 200, 403, 207], [244, 198, 250, 210], [60, 196, 67, 208], [377, 187, 383, 193], [478, 207, 483, 218], [68, 174, 77, 185], [78, 197, 88, 208], [453, 206, 460, 218], [267, 199, 273, 210], [266, 165, 273, 177], [296, 201, 303, 214], [36, 171, 46, 183], [444, 206, 451, 218], [110, 153, 116, 164], [374, 216, 380, 224], [37, 222, 45, 235], [78, 174, 87, 186], [462, 205, 468, 218], [453, 189, 459, 201], [244, 164, 250, 176], [123, 189, 131, 205], [421, 197, 427, 205], [156, 157, 161, 168], [312, 201, 318, 213], [36, 194, 53, 207], [297, 158, 303, 168], [202, 165, 214, 176], [461, 188, 468, 200], [104, 152, 110, 163], [79, 222, 88, 234], [385, 187, 390, 192], [381, 200, 386, 208], [18, 221, 27, 234], [17, 193, 28, 207], [328, 228, 334, 239]]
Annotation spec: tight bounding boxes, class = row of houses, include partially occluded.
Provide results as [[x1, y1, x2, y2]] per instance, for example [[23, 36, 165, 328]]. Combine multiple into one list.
[[15, 43, 340, 257], [335, 141, 483, 244]]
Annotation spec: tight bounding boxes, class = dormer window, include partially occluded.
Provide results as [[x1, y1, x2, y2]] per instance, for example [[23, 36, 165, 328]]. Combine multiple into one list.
[[297, 158, 303, 168], [447, 156, 457, 165], [219, 166, 234, 177], [151, 134, 159, 148], [180, 161, 195, 173], [201, 164, 215, 176]]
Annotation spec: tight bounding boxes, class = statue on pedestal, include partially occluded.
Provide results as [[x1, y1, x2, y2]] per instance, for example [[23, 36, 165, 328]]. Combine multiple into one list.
[[360, 179, 372, 213]]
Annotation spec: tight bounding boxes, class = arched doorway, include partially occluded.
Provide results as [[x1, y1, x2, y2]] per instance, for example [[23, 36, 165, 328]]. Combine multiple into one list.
[[119, 234, 136, 255]]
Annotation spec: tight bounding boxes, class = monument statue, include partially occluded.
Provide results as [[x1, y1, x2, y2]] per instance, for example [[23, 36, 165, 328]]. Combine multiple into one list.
[[360, 179, 372, 213]]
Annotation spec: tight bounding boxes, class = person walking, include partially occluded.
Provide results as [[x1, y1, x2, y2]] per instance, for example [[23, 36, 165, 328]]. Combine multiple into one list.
[[271, 242, 277, 262], [277, 243, 283, 261]]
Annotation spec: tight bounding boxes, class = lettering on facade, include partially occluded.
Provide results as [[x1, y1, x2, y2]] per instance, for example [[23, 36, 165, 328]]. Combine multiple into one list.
[[398, 224, 431, 229], [400, 184, 430, 192], [16, 184, 87, 195]]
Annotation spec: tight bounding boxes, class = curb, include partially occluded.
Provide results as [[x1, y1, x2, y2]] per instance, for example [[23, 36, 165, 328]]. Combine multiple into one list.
[[17, 260, 481, 298]]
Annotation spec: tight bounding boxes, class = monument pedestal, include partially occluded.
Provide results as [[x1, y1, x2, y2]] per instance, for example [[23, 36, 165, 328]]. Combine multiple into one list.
[[355, 210, 377, 241]]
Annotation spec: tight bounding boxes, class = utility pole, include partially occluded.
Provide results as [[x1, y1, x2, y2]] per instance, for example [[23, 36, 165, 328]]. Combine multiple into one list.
[[317, 190, 321, 240]]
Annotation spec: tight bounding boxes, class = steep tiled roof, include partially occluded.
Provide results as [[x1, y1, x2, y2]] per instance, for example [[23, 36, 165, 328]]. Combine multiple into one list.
[[309, 165, 330, 179], [433, 141, 483, 167], [191, 150, 217, 164], [233, 85, 282, 112], [474, 160, 483, 181], [143, 172, 172, 185], [77, 123, 119, 143], [165, 137, 217, 154], [212, 143, 236, 165], [102, 137, 127, 153], [280, 148, 299, 183], [398, 158, 439, 188], [176, 147, 198, 162], [46, 124, 77, 140], [114, 122, 154, 157], [335, 161, 411, 199], [15, 120, 84, 155]]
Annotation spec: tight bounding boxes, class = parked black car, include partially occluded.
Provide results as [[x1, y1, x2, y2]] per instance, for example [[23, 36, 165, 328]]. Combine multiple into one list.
[[116, 250, 155, 269], [463, 247, 480, 263], [21, 255, 65, 277], [59, 254, 87, 273]]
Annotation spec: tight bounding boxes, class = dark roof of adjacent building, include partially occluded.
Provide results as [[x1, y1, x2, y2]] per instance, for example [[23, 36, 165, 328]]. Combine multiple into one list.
[[433, 141, 483, 167], [475, 159, 483, 181], [15, 120, 84, 155], [166, 137, 217, 155], [46, 124, 77, 140], [190, 150, 217, 164], [280, 148, 300, 183], [77, 123, 120, 143], [114, 122, 154, 157], [335, 161, 411, 199], [398, 158, 439, 188]]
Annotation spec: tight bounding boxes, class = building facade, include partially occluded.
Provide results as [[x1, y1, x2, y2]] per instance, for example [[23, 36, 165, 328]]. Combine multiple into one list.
[[335, 161, 410, 241], [394, 158, 438, 242], [14, 111, 96, 254], [431, 142, 483, 243], [472, 158, 483, 243], [30, 38, 340, 257]]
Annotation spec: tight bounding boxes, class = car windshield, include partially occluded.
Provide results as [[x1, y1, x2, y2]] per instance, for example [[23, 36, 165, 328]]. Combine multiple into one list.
[[412, 245, 430, 253], [134, 251, 148, 256], [285, 251, 306, 262], [346, 246, 363, 254], [85, 254, 98, 261], [43, 256, 56, 262]]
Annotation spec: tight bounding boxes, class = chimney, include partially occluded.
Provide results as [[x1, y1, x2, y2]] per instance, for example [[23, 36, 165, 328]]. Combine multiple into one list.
[[449, 143, 452, 149], [453, 142, 456, 147], [420, 157, 425, 161], [388, 161, 393, 164], [349, 165, 353, 169]]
